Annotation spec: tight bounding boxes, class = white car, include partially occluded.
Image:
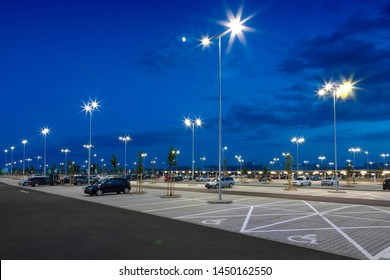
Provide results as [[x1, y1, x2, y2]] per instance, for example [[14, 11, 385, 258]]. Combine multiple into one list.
[[205, 177, 235, 189], [292, 176, 311, 186], [321, 177, 339, 186]]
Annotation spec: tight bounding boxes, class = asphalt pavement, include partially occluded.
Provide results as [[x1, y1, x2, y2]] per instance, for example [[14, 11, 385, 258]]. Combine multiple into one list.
[[0, 182, 352, 260]]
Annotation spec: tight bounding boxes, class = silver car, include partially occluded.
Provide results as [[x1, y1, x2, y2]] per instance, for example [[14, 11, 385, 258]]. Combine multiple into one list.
[[205, 177, 235, 189]]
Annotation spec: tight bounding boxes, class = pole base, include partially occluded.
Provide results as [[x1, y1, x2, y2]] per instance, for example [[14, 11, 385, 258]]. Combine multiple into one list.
[[207, 200, 233, 204]]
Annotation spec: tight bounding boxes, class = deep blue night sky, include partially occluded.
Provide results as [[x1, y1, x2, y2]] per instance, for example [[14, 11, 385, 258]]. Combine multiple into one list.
[[1, 0, 389, 171]]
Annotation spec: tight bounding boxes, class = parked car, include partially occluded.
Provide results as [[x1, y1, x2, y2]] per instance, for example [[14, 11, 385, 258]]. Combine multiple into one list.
[[84, 178, 131, 196], [164, 175, 184, 182], [259, 176, 271, 182], [321, 177, 339, 186], [27, 176, 58, 187], [293, 176, 311, 186], [197, 176, 210, 182], [18, 179, 28, 186], [205, 177, 235, 189], [28, 174, 44, 178], [74, 175, 89, 186], [383, 179, 390, 190]]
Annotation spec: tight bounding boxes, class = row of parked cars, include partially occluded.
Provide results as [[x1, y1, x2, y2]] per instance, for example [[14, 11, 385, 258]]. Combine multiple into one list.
[[292, 176, 340, 186]]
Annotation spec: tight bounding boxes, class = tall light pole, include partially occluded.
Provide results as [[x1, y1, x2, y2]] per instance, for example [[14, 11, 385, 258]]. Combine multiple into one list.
[[141, 153, 147, 173], [348, 147, 361, 176], [200, 157, 206, 172], [82, 99, 100, 185], [83, 144, 93, 180], [380, 153, 389, 170], [201, 7, 253, 201], [119, 136, 131, 175], [36, 156, 42, 173], [184, 117, 202, 181], [22, 140, 27, 178], [365, 151, 369, 171], [318, 156, 326, 171], [222, 146, 228, 174], [40, 127, 50, 175], [291, 136, 305, 175], [318, 76, 358, 190], [4, 149, 8, 169], [61, 149, 71, 176], [304, 160, 309, 170], [10, 146, 14, 176], [172, 150, 180, 172]]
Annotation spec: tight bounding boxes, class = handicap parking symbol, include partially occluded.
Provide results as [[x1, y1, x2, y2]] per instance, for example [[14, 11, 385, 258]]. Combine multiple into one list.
[[202, 219, 226, 225]]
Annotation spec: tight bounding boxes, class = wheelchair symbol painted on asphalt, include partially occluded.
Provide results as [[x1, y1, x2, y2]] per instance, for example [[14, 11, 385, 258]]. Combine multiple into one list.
[[202, 219, 226, 225], [287, 234, 318, 245]]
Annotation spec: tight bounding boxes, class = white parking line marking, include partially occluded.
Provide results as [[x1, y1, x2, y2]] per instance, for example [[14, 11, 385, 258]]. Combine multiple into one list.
[[303, 201, 373, 260], [20, 190, 29, 193], [143, 203, 207, 213], [240, 206, 254, 232]]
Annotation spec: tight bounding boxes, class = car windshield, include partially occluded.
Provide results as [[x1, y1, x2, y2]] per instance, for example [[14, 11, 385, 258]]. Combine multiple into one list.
[[95, 178, 109, 185]]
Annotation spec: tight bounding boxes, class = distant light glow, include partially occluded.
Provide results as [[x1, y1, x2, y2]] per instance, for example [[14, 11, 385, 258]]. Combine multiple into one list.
[[182, 37, 186, 42]]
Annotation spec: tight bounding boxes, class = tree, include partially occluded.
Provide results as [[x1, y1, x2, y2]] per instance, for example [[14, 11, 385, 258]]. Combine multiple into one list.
[[166, 146, 177, 196], [110, 154, 118, 174]]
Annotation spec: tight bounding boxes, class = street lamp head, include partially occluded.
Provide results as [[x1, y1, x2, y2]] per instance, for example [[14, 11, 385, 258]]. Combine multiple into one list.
[[184, 118, 192, 127], [349, 147, 361, 153], [222, 7, 254, 48], [319, 75, 359, 100], [201, 36, 212, 47], [11, 146, 14, 150], [90, 99, 99, 110], [291, 136, 305, 144], [195, 118, 202, 127], [119, 135, 131, 142], [22, 139, 27, 145], [82, 98, 101, 114], [184, 117, 202, 127], [40, 127, 50, 136]]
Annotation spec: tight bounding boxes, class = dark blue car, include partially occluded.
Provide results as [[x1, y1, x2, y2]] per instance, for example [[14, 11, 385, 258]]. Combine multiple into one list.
[[84, 178, 131, 196]]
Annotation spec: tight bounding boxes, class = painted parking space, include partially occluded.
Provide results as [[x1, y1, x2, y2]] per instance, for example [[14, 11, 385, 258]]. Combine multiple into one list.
[[2, 178, 390, 260], [80, 187, 390, 260]]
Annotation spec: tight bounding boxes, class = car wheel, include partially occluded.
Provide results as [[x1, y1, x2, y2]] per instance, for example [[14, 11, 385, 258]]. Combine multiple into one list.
[[77, 181, 82, 186], [229, 183, 233, 188], [96, 189, 103, 196], [53, 182, 58, 186], [123, 187, 130, 194], [34, 182, 39, 187], [215, 184, 219, 189], [23, 182, 28, 186], [309, 182, 311, 186], [330, 182, 333, 186]]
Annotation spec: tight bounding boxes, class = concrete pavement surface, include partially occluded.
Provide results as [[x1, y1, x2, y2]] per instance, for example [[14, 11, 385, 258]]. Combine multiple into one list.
[[1, 177, 390, 260]]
